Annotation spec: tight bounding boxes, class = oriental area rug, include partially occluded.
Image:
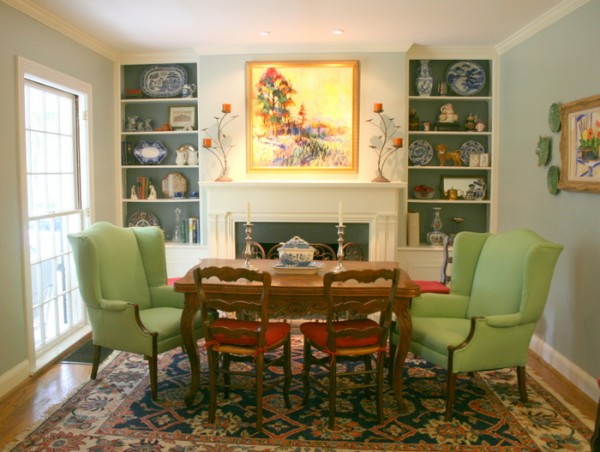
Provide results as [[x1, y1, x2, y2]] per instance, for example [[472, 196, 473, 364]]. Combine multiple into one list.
[[9, 337, 593, 451]]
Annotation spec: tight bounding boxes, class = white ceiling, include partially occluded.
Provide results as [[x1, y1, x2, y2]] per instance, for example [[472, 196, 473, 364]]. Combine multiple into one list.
[[8, 0, 582, 57]]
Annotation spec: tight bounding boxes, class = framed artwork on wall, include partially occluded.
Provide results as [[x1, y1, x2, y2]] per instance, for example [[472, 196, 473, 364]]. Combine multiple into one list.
[[246, 61, 359, 173], [559, 93, 600, 193]]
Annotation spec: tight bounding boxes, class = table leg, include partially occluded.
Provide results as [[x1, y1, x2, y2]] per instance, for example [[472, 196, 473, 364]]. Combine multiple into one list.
[[181, 291, 200, 407], [393, 297, 412, 409]]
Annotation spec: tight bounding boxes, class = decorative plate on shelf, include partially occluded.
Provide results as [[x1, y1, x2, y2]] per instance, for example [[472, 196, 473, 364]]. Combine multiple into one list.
[[128, 211, 160, 228], [133, 141, 168, 165], [548, 102, 562, 132], [408, 140, 434, 165], [161, 172, 188, 198], [445, 61, 486, 96], [460, 140, 486, 165], [536, 136, 551, 166], [272, 262, 323, 275], [547, 165, 560, 194], [140, 65, 188, 98]]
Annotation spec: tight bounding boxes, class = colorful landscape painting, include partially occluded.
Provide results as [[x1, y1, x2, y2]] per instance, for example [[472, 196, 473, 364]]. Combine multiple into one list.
[[246, 61, 359, 172]]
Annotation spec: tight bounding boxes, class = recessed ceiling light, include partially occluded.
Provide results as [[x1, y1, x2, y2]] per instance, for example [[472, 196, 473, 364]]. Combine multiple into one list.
[[259, 31, 270, 37], [333, 29, 344, 35]]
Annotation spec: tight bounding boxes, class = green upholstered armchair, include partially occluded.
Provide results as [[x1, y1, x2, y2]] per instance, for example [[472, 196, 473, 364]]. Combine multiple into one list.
[[68, 222, 204, 400], [391, 228, 563, 420]]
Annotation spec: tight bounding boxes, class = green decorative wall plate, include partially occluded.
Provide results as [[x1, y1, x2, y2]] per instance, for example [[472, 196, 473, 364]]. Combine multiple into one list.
[[549, 102, 561, 132], [536, 136, 551, 166], [547, 165, 560, 194]]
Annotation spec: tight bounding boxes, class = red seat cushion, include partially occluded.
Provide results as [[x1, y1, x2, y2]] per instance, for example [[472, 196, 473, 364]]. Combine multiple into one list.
[[210, 318, 290, 346], [167, 278, 178, 286], [300, 318, 381, 348], [413, 280, 450, 294]]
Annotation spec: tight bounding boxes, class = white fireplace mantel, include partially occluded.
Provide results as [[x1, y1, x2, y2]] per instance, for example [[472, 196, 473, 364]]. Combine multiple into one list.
[[199, 180, 407, 261]]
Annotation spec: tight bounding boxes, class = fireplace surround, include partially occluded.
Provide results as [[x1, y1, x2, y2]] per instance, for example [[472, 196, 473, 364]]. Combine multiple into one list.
[[199, 181, 406, 261]]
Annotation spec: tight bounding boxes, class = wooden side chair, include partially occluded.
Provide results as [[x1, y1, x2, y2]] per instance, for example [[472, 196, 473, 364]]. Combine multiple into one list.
[[411, 234, 453, 294], [193, 266, 292, 432], [300, 268, 400, 429]]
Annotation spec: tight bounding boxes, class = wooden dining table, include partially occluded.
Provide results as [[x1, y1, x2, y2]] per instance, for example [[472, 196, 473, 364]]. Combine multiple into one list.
[[174, 258, 420, 408]]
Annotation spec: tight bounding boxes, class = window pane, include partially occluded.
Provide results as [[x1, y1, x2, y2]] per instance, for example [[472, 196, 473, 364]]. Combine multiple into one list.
[[46, 133, 60, 173], [43, 299, 58, 342], [44, 91, 60, 133], [59, 96, 73, 135]]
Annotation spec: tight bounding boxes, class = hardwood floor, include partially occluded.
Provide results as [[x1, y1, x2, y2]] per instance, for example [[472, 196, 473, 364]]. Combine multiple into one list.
[[0, 348, 597, 449]]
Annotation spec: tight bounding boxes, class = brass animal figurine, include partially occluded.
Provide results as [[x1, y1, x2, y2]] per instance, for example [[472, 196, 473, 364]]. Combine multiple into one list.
[[436, 144, 462, 166]]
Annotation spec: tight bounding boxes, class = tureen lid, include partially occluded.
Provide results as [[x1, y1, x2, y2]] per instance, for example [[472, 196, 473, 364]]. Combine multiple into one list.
[[281, 235, 312, 249]]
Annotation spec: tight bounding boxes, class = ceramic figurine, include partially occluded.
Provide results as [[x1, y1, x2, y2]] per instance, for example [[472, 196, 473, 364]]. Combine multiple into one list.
[[176, 148, 188, 166], [143, 118, 154, 131], [186, 147, 199, 165], [148, 185, 157, 200], [438, 104, 458, 123], [130, 185, 138, 200], [126, 115, 139, 131]]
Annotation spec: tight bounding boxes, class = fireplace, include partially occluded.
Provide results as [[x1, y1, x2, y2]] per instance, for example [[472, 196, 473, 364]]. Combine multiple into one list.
[[234, 221, 370, 260], [199, 181, 406, 261]]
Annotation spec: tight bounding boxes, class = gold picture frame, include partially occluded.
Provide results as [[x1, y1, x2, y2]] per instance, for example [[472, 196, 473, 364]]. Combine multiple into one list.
[[559, 93, 600, 193], [246, 61, 359, 173]]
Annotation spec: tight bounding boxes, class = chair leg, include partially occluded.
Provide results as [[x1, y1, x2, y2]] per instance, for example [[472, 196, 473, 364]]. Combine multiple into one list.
[[207, 349, 218, 424], [255, 353, 265, 432], [328, 355, 337, 430], [445, 372, 458, 421], [517, 366, 528, 402], [388, 342, 396, 386], [223, 353, 231, 399], [364, 355, 373, 385], [283, 336, 292, 408], [376, 351, 385, 423], [148, 355, 158, 400], [90, 344, 101, 380], [302, 339, 311, 405]]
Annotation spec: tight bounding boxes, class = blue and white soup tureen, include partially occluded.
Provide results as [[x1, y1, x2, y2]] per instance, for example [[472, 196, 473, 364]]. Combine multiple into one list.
[[278, 236, 315, 267]]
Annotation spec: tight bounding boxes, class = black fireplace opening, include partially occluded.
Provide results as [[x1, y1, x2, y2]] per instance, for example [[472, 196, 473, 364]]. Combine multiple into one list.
[[234, 222, 369, 260]]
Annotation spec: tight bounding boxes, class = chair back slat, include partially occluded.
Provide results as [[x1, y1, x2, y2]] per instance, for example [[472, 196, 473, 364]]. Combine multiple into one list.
[[193, 266, 271, 347], [324, 268, 399, 352]]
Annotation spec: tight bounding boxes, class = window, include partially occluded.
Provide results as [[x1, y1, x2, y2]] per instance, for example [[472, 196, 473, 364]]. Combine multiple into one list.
[[18, 58, 92, 370]]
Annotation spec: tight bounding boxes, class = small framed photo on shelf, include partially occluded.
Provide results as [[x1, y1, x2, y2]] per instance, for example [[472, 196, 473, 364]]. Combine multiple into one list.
[[479, 153, 489, 167], [169, 106, 195, 130]]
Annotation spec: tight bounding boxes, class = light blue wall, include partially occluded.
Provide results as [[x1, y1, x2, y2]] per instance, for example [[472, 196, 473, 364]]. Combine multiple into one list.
[[0, 3, 115, 376], [499, 0, 600, 379]]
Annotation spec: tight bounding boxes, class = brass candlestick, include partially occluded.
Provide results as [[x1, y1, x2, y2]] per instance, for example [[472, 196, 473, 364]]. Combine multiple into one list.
[[333, 225, 346, 272]]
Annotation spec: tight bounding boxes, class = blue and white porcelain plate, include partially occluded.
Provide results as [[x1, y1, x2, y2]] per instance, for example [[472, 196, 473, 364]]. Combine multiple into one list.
[[140, 65, 188, 98], [445, 61, 486, 96], [408, 140, 434, 165], [460, 140, 485, 165], [272, 262, 322, 275], [133, 141, 168, 164]]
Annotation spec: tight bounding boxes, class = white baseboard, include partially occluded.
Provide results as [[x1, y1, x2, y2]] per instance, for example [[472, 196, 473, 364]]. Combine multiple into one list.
[[0, 360, 30, 400], [530, 334, 599, 401]]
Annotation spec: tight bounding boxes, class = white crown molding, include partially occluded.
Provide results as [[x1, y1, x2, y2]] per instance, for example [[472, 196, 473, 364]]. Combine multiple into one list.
[[496, 0, 590, 54], [193, 42, 414, 56], [407, 45, 498, 59], [3, 0, 119, 61]]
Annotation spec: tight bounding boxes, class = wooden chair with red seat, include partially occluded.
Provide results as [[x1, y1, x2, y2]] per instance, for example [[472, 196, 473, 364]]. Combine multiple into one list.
[[300, 268, 400, 429], [193, 266, 292, 432], [592, 377, 600, 451], [412, 234, 452, 294]]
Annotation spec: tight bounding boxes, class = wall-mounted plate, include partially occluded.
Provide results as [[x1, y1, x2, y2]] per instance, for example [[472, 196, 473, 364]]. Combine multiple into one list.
[[536, 136, 551, 166], [548, 102, 561, 132], [547, 165, 560, 194]]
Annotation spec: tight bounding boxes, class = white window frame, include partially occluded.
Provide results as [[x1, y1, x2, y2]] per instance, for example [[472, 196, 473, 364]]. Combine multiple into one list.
[[17, 57, 95, 372]]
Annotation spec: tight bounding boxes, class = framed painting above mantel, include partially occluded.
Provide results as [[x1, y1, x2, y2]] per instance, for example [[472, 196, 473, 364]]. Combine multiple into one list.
[[246, 60, 359, 173], [559, 93, 600, 193]]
